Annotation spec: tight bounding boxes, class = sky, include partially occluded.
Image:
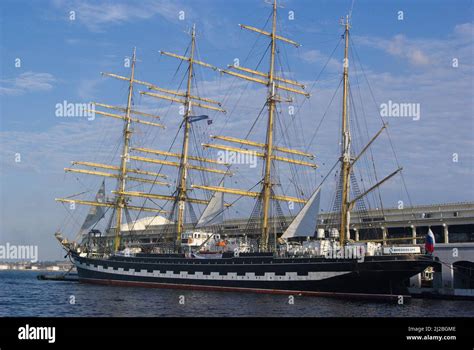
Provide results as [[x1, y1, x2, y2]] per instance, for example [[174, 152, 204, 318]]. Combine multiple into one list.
[[0, 0, 473, 260]]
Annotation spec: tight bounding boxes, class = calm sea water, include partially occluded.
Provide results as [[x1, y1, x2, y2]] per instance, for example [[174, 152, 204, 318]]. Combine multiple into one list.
[[1, 271, 473, 317]]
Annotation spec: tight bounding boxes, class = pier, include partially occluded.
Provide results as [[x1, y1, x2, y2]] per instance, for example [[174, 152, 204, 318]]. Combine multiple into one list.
[[409, 242, 474, 299]]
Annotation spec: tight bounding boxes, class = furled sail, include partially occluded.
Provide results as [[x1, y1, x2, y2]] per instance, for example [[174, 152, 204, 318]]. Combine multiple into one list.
[[79, 180, 106, 235], [196, 187, 224, 228], [281, 187, 321, 239]]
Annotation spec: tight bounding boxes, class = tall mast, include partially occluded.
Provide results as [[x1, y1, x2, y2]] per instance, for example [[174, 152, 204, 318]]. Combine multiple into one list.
[[114, 47, 137, 252], [56, 49, 183, 251], [124, 26, 225, 252], [339, 16, 351, 247], [196, 0, 313, 252], [176, 25, 196, 250], [260, 0, 278, 251]]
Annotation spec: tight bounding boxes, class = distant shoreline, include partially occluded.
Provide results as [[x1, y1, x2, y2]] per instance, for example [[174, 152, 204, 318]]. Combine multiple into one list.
[[0, 268, 73, 272]]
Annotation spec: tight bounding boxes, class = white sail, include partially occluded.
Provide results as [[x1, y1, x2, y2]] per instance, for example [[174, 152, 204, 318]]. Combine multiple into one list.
[[79, 180, 106, 235], [196, 189, 224, 228], [282, 187, 321, 239]]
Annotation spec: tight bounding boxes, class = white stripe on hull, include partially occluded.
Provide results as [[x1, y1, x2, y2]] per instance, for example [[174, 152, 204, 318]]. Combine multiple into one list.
[[75, 260, 351, 282]]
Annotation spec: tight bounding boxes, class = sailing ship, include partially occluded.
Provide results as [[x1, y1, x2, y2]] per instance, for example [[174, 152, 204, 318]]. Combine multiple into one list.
[[55, 1, 435, 296]]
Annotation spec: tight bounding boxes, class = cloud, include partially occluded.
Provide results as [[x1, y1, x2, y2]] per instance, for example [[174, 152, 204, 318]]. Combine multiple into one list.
[[0, 72, 56, 96], [299, 49, 341, 72], [454, 22, 473, 37], [357, 34, 431, 66], [77, 78, 105, 100], [299, 49, 321, 63], [387, 35, 430, 65], [65, 38, 81, 45], [54, 0, 189, 32], [356, 22, 474, 68]]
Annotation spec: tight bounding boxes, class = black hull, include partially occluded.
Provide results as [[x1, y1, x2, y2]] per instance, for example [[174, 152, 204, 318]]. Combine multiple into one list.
[[72, 253, 435, 296]]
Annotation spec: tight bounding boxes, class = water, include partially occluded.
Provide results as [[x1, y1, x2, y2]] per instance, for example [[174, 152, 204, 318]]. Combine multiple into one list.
[[1, 271, 473, 317]]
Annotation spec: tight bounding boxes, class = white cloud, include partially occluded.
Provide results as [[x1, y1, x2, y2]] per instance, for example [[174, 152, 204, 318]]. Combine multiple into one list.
[[408, 49, 430, 66], [0, 72, 56, 96], [299, 49, 341, 72], [77, 78, 104, 100], [357, 34, 431, 66], [300, 49, 324, 63], [54, 0, 189, 32], [387, 35, 430, 66], [65, 38, 81, 45], [454, 22, 473, 37], [356, 22, 474, 68]]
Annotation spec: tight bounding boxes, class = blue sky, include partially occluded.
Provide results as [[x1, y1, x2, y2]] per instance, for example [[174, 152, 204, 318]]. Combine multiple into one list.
[[1, 0, 473, 260]]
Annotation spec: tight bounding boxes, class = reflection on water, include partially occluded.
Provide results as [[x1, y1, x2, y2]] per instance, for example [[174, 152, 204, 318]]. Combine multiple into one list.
[[1, 271, 472, 317]]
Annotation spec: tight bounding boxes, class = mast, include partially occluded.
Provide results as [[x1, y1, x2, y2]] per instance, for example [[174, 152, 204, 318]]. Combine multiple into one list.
[[133, 25, 226, 252], [260, 0, 278, 251], [196, 0, 313, 252], [176, 25, 196, 250], [339, 16, 351, 247], [58, 49, 191, 250], [114, 47, 137, 252], [336, 15, 404, 246]]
